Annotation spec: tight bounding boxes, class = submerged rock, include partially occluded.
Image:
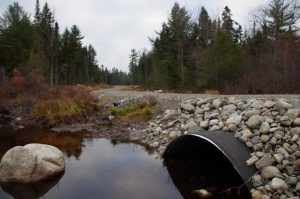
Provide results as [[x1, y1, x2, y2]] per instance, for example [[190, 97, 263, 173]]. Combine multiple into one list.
[[192, 189, 212, 198], [0, 144, 65, 183]]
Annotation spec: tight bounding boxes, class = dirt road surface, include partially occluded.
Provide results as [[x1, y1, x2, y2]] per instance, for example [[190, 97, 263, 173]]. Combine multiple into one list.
[[91, 86, 300, 108]]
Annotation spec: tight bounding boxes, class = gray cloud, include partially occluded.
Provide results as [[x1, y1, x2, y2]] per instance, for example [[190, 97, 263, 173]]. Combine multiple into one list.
[[0, 0, 269, 72]]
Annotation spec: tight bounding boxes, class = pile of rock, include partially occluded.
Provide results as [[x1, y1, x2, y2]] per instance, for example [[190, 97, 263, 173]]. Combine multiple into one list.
[[133, 97, 300, 198]]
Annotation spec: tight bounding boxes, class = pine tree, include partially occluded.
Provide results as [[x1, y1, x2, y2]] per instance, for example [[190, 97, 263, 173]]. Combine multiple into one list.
[[0, 3, 35, 76]]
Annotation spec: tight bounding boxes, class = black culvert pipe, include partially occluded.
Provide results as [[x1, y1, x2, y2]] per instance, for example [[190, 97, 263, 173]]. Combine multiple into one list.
[[163, 131, 256, 198]]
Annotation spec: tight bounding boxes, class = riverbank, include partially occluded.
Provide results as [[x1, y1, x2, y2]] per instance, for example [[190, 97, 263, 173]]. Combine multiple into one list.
[[2, 84, 300, 198], [129, 96, 300, 198]]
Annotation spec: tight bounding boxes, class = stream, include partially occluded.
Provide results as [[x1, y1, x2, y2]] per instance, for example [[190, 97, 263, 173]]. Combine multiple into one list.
[[0, 127, 250, 199]]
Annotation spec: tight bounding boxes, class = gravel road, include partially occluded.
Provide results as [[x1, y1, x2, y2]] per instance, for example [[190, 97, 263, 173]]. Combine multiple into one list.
[[91, 86, 300, 108]]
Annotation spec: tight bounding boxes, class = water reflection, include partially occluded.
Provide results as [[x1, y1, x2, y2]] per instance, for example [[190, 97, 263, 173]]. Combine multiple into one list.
[[0, 127, 86, 159], [1, 175, 63, 199], [0, 128, 182, 199]]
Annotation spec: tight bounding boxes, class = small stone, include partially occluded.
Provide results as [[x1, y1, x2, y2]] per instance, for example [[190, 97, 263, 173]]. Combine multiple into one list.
[[285, 166, 295, 175], [210, 125, 219, 131], [290, 127, 300, 135], [287, 109, 300, 117], [228, 124, 237, 132], [294, 159, 300, 169], [226, 114, 242, 126], [270, 177, 288, 191], [200, 121, 209, 129], [222, 104, 236, 116], [280, 115, 293, 126], [294, 118, 300, 126], [239, 134, 248, 142], [252, 190, 263, 199], [151, 142, 160, 149], [270, 137, 277, 145], [261, 166, 281, 180], [245, 110, 260, 117], [286, 176, 297, 185], [252, 174, 263, 187], [291, 134, 299, 142], [212, 99, 221, 108], [296, 182, 300, 191], [277, 147, 289, 157], [186, 121, 197, 130], [246, 115, 263, 129], [241, 129, 253, 138], [246, 141, 253, 148], [264, 100, 276, 108], [256, 152, 264, 158], [169, 131, 177, 139], [273, 153, 284, 163], [255, 154, 274, 170], [260, 134, 270, 143], [209, 119, 219, 126], [246, 155, 259, 166], [188, 125, 204, 134], [181, 103, 195, 113], [276, 100, 293, 110], [261, 195, 270, 199], [295, 151, 300, 157], [192, 189, 212, 198], [259, 122, 270, 133]]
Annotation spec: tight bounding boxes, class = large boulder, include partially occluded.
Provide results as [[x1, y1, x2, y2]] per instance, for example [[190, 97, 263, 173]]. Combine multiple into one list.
[[0, 144, 65, 183]]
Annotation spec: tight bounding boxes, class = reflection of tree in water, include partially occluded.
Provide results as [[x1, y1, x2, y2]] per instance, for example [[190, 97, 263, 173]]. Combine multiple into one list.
[[110, 139, 154, 154], [0, 127, 86, 159]]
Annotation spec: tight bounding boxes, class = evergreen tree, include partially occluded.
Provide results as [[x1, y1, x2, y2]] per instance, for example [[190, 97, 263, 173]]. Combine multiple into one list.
[[0, 3, 35, 76]]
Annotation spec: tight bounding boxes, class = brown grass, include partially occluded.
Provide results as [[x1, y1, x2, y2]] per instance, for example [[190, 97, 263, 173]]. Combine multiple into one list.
[[204, 89, 220, 95], [122, 85, 147, 91], [0, 71, 100, 126]]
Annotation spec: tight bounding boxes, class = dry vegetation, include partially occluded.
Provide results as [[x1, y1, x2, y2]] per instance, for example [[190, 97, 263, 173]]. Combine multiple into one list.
[[0, 70, 110, 126], [109, 95, 156, 122]]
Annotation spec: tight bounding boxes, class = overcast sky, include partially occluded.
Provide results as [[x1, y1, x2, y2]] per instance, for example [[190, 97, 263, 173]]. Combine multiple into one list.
[[0, 0, 269, 72]]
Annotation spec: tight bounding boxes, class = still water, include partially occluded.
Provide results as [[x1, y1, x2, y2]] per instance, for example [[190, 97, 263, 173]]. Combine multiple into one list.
[[0, 128, 181, 199]]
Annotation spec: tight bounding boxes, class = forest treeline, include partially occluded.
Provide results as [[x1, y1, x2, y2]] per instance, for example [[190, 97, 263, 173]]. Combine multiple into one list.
[[129, 0, 300, 93], [0, 1, 128, 86]]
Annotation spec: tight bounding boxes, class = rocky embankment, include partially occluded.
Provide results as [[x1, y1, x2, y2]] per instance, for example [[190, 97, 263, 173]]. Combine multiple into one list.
[[131, 97, 300, 198]]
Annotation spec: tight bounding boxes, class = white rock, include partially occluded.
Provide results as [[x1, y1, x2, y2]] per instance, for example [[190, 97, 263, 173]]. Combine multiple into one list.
[[212, 99, 221, 108], [0, 144, 65, 183], [210, 125, 219, 131], [181, 103, 195, 113], [209, 119, 219, 126], [200, 121, 209, 129], [259, 122, 270, 134], [270, 177, 289, 191], [226, 114, 242, 126], [246, 155, 259, 166]]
